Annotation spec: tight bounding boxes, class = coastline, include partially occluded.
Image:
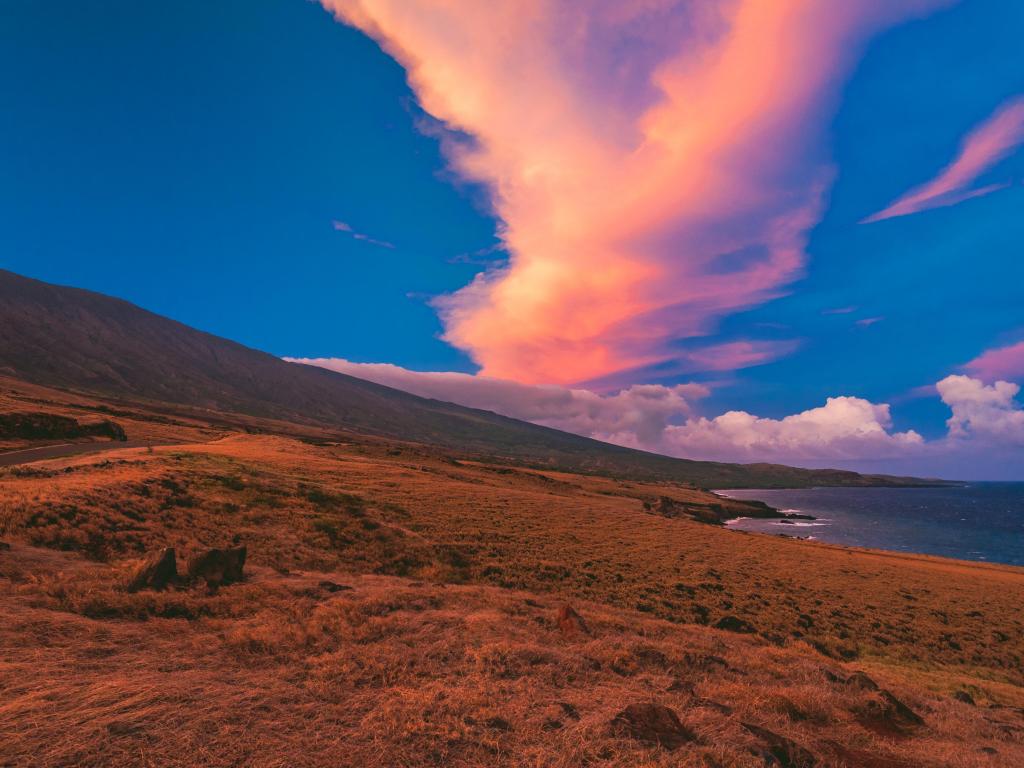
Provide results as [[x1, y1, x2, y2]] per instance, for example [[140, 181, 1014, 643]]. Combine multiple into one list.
[[716, 484, 1024, 567]]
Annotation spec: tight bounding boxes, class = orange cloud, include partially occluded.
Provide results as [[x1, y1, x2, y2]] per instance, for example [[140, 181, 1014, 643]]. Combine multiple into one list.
[[321, 0, 949, 385], [864, 95, 1024, 222]]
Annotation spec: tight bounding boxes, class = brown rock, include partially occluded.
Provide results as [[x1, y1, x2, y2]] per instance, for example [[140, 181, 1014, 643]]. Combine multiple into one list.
[[557, 604, 591, 638], [186, 545, 246, 588], [714, 615, 756, 633], [126, 547, 177, 592], [742, 722, 817, 768], [610, 703, 695, 751]]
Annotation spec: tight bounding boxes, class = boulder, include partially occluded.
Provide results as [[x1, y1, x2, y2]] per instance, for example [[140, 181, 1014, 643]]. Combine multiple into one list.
[[557, 604, 591, 638], [846, 671, 880, 691], [610, 703, 695, 751], [186, 545, 246, 588], [742, 722, 817, 768], [855, 690, 924, 736], [126, 547, 177, 592]]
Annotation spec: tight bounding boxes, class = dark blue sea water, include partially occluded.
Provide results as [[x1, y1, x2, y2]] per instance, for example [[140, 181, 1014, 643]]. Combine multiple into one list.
[[718, 483, 1024, 566]]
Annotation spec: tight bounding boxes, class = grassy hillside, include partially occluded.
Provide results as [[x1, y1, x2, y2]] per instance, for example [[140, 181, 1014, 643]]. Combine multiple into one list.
[[1, 429, 1020, 767]]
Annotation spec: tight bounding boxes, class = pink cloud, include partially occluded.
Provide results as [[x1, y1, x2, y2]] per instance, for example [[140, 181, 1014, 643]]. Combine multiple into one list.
[[683, 340, 798, 373], [963, 338, 1024, 382], [321, 0, 949, 386], [855, 316, 884, 327], [864, 95, 1024, 223]]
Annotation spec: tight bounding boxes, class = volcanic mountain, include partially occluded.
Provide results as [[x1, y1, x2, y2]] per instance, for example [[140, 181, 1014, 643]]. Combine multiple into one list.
[[0, 268, 937, 487]]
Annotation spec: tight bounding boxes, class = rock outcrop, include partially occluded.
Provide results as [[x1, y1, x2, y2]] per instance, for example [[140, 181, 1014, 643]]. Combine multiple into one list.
[[742, 722, 817, 767], [126, 547, 177, 592], [0, 412, 126, 441], [186, 546, 246, 588]]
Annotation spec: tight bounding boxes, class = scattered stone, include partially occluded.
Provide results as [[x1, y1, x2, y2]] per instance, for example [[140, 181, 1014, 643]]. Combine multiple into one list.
[[186, 545, 246, 588], [667, 679, 696, 695], [846, 671, 880, 691], [557, 604, 591, 638], [557, 702, 581, 721], [714, 615, 756, 633], [126, 547, 177, 592], [954, 690, 976, 706], [318, 580, 353, 593], [610, 703, 695, 751], [742, 722, 817, 768]]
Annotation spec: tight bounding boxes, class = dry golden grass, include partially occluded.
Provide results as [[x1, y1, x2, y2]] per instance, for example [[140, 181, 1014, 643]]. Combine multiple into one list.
[[2, 543, 1021, 768], [1, 381, 1023, 766]]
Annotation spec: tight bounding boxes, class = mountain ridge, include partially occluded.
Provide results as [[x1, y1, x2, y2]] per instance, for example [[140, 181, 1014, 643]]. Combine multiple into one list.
[[0, 268, 947, 487]]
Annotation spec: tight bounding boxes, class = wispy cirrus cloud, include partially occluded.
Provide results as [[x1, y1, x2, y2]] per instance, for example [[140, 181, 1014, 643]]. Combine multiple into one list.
[[864, 95, 1024, 223], [332, 219, 395, 249], [321, 0, 949, 386]]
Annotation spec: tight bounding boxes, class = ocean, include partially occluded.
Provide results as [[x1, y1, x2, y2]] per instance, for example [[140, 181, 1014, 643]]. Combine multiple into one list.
[[718, 483, 1024, 567]]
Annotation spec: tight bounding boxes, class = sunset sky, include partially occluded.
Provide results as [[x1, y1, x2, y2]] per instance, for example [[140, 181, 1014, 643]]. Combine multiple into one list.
[[3, 0, 1023, 478]]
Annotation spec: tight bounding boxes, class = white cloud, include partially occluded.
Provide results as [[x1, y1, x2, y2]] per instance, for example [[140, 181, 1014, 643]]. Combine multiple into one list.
[[937, 374, 1024, 444], [659, 397, 923, 462], [288, 357, 708, 445]]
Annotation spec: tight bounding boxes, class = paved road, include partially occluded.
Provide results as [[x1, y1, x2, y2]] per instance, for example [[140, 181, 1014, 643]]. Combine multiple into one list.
[[0, 441, 165, 467]]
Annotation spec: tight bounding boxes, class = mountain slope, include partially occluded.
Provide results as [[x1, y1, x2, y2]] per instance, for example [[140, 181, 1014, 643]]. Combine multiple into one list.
[[0, 269, 941, 487]]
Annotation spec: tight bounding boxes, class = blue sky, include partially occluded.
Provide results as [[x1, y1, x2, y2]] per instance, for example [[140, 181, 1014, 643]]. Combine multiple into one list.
[[2, 1, 1023, 477]]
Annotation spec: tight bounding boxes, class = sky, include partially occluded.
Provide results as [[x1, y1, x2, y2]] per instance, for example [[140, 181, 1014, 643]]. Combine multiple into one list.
[[2, 0, 1023, 479]]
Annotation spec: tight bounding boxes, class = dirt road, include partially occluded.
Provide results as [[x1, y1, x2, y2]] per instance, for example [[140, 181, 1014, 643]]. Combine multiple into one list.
[[0, 441, 165, 466]]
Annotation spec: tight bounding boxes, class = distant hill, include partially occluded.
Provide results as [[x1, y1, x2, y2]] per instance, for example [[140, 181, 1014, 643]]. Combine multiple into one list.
[[0, 269, 945, 487]]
